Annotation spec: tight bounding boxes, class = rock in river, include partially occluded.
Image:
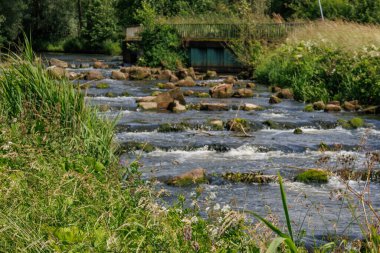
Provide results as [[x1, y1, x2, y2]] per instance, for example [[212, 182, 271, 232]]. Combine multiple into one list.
[[166, 168, 207, 186], [209, 84, 234, 98]]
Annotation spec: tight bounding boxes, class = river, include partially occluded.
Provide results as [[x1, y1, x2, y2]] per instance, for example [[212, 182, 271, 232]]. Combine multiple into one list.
[[42, 52, 380, 245]]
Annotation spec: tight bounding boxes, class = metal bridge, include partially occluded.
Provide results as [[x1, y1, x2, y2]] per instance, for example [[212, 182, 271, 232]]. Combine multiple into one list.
[[124, 23, 303, 72]]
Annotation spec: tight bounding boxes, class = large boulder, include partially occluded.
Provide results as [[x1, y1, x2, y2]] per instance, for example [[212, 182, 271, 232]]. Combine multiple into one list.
[[176, 76, 196, 87], [47, 66, 67, 79], [200, 103, 229, 111], [49, 58, 68, 68], [324, 104, 342, 112], [157, 69, 172, 80], [209, 84, 234, 98], [111, 70, 126, 80], [234, 88, 254, 98], [136, 96, 156, 103], [85, 70, 104, 80], [126, 67, 151, 80], [166, 168, 207, 186], [156, 88, 186, 110], [138, 102, 157, 110]]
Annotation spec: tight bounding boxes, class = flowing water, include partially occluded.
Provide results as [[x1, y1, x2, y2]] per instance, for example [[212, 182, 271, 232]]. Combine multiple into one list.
[[43, 53, 380, 244]]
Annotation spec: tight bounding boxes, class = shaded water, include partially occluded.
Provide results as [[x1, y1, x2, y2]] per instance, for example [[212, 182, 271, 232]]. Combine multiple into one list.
[[44, 53, 380, 244]]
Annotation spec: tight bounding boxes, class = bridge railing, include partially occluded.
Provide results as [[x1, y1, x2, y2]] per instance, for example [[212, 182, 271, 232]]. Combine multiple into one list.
[[126, 23, 304, 41]]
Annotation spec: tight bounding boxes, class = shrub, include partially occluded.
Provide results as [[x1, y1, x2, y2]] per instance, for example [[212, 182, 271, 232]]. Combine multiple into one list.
[[103, 39, 122, 56], [63, 37, 84, 52]]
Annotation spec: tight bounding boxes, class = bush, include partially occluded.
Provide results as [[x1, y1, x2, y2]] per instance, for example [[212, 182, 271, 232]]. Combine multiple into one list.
[[255, 42, 380, 104], [103, 39, 122, 56], [63, 37, 84, 52]]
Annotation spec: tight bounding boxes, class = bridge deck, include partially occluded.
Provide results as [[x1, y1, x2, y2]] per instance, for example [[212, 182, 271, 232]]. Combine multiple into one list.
[[126, 23, 304, 42]]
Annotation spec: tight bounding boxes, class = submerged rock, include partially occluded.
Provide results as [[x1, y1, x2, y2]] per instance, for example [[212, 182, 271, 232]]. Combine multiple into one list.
[[293, 128, 303, 134], [304, 104, 314, 112], [223, 172, 277, 184], [295, 169, 329, 184], [166, 168, 207, 187], [200, 103, 228, 111], [209, 84, 234, 98], [95, 83, 110, 89]]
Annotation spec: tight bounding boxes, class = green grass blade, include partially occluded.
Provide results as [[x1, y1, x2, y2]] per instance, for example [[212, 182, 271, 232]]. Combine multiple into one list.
[[267, 237, 286, 253], [249, 211, 289, 238], [278, 173, 294, 241]]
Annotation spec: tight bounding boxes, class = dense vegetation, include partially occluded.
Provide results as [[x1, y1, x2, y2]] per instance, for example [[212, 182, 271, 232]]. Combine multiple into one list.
[[1, 0, 379, 54], [255, 21, 380, 104]]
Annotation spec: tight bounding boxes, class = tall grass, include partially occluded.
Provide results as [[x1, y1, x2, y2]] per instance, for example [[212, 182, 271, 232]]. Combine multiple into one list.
[[0, 37, 116, 165], [286, 20, 380, 52]]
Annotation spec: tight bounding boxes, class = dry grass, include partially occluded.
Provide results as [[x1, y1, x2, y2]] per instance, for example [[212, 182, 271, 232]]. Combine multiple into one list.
[[286, 20, 380, 52]]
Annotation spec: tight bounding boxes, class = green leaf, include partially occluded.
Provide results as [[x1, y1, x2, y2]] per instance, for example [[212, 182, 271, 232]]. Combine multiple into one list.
[[278, 173, 294, 241], [249, 211, 288, 238]]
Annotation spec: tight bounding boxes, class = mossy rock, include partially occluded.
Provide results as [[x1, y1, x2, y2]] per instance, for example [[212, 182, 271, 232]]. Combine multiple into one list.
[[95, 83, 110, 89], [120, 141, 156, 153], [195, 92, 211, 98], [293, 128, 303, 134], [263, 120, 280, 129], [349, 117, 364, 128], [223, 172, 277, 184], [105, 92, 117, 98], [295, 169, 329, 184], [207, 119, 224, 131], [337, 117, 364, 129], [158, 122, 190, 132], [226, 118, 250, 132], [304, 104, 314, 112], [166, 168, 207, 187], [151, 91, 162, 96], [121, 91, 130, 97]]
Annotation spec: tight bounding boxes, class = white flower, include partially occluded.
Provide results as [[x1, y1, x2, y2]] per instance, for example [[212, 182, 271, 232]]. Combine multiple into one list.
[[221, 204, 231, 213], [213, 203, 221, 211], [190, 191, 196, 197], [191, 216, 198, 223]]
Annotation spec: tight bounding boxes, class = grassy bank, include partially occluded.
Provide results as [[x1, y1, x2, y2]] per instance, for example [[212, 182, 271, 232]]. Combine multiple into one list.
[[255, 21, 380, 104], [0, 41, 264, 252]]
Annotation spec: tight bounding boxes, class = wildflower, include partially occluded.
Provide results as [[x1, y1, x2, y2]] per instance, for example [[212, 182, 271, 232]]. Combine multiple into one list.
[[213, 203, 220, 211], [190, 191, 196, 197]]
